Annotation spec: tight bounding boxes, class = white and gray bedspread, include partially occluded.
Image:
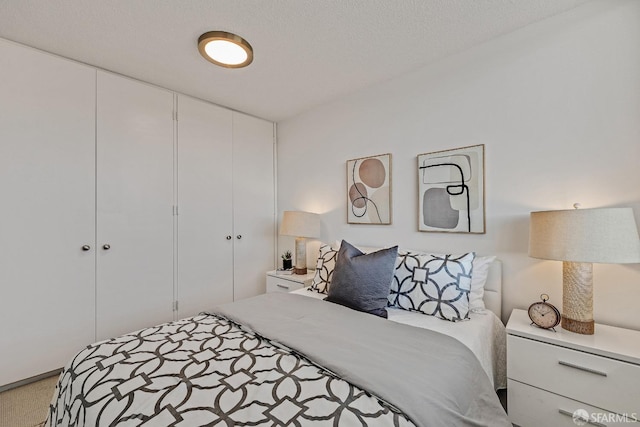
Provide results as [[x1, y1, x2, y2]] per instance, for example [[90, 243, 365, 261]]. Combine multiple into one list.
[[47, 293, 510, 426]]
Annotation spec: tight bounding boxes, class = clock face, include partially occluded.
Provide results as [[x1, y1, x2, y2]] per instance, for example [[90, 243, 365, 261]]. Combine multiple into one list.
[[528, 302, 560, 329]]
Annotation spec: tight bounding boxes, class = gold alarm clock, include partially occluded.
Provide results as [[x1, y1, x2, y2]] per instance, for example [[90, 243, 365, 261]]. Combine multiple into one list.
[[528, 294, 561, 331]]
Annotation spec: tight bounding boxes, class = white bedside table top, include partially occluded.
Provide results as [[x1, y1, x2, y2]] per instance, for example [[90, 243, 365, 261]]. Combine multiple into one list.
[[507, 309, 640, 365], [266, 270, 316, 283]]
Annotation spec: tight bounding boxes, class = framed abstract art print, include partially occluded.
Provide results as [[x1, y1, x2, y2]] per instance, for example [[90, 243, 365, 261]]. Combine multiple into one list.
[[347, 153, 391, 225], [417, 144, 485, 233]]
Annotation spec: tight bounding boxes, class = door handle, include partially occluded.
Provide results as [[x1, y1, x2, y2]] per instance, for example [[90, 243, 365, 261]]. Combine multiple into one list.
[[81, 245, 91, 251], [102, 244, 111, 250]]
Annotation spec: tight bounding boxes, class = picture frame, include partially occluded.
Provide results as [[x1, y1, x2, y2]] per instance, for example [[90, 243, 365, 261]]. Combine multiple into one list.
[[417, 144, 485, 233], [347, 153, 392, 224]]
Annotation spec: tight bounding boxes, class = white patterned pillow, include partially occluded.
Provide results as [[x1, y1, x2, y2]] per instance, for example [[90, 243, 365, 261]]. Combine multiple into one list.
[[308, 243, 339, 294], [388, 252, 475, 321]]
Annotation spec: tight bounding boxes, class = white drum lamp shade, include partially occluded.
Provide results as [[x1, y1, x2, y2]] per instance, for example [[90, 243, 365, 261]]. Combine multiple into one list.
[[529, 207, 640, 334], [280, 211, 320, 275]]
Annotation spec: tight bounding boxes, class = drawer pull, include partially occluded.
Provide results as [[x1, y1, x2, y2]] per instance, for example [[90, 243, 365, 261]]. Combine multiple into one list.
[[558, 360, 607, 377], [277, 284, 290, 290], [558, 408, 607, 427]]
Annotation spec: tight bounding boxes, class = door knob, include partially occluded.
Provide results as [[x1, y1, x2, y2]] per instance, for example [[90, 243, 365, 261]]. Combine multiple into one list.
[[81, 245, 91, 251], [226, 235, 232, 240], [236, 235, 242, 240], [102, 244, 111, 250]]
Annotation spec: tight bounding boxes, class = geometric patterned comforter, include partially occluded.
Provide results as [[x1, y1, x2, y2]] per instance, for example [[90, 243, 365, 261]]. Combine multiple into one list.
[[47, 292, 510, 426], [47, 313, 414, 426]]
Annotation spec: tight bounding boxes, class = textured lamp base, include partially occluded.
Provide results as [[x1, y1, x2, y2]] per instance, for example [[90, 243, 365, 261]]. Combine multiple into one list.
[[561, 316, 594, 335], [562, 261, 595, 335], [294, 237, 307, 275]]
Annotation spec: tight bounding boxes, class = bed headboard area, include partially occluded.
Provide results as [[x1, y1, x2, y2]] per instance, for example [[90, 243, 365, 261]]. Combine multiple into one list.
[[310, 241, 504, 322], [483, 259, 502, 320]]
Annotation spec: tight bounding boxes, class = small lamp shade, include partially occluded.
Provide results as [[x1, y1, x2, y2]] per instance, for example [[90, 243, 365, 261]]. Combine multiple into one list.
[[280, 211, 320, 239], [280, 211, 320, 274], [528, 207, 640, 335]]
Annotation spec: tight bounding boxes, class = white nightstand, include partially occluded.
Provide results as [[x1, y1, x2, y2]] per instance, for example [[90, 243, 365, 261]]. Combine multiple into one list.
[[266, 270, 315, 293], [506, 309, 640, 426]]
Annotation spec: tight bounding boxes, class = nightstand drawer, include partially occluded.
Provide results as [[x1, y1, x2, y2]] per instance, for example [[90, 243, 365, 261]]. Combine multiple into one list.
[[508, 335, 640, 416], [266, 275, 304, 293], [508, 379, 638, 427]]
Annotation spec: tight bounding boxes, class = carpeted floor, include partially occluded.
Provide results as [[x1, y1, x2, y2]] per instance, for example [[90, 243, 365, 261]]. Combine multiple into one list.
[[0, 375, 58, 427]]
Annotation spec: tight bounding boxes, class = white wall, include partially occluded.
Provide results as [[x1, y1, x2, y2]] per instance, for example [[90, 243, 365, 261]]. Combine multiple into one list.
[[276, 0, 640, 328]]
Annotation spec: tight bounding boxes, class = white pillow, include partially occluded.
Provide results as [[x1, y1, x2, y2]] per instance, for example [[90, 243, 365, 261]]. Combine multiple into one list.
[[469, 256, 496, 310]]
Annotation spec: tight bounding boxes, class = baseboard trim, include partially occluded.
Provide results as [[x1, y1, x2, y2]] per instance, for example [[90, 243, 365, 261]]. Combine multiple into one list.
[[0, 368, 61, 393]]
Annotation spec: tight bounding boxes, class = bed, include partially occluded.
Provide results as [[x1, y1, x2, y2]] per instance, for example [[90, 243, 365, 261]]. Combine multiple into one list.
[[47, 243, 510, 426]]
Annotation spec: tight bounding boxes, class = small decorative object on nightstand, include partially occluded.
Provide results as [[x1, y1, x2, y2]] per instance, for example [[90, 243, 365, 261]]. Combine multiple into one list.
[[527, 294, 560, 331], [281, 250, 293, 270], [266, 270, 315, 293], [507, 309, 640, 426]]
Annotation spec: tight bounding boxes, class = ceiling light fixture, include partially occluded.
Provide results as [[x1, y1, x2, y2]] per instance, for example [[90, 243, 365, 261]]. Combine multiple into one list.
[[197, 31, 253, 68]]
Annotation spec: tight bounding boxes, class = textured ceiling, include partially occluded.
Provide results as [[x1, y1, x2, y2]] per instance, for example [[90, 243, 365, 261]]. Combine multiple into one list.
[[0, 0, 591, 121]]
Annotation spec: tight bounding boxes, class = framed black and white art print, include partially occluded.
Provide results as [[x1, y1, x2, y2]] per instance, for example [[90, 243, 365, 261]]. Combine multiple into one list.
[[417, 144, 485, 233]]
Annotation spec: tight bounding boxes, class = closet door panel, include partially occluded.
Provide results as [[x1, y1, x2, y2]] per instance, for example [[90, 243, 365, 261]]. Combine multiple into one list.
[[177, 96, 233, 318], [0, 40, 96, 386], [96, 72, 174, 340], [232, 113, 275, 300]]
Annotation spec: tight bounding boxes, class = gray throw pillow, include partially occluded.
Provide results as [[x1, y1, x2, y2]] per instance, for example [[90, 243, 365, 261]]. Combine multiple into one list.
[[325, 240, 398, 318]]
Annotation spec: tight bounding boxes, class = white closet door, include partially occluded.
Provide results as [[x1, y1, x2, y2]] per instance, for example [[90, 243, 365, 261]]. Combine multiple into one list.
[[177, 96, 233, 318], [232, 113, 275, 300], [96, 71, 174, 340], [0, 40, 96, 386]]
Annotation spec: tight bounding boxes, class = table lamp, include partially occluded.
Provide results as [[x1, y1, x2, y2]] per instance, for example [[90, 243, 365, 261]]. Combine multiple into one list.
[[528, 205, 640, 334], [280, 211, 320, 274]]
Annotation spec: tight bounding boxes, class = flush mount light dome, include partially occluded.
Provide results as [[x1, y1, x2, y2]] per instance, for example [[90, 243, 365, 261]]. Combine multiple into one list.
[[198, 31, 253, 68]]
